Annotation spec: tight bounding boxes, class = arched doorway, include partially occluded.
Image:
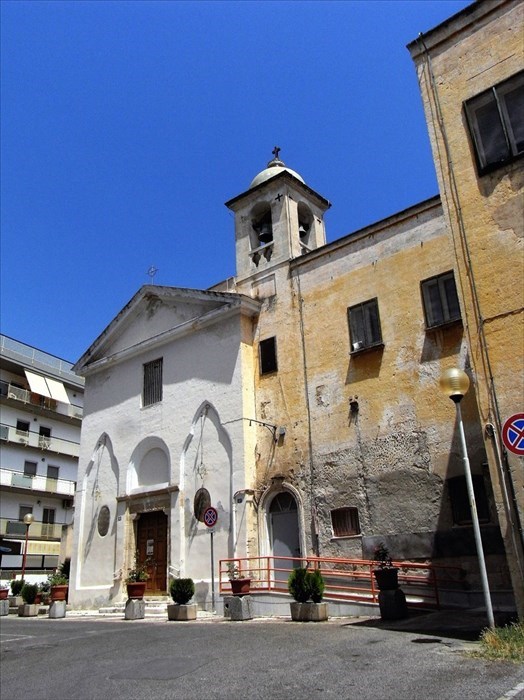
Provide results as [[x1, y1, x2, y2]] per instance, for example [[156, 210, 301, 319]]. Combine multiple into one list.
[[269, 492, 301, 584]]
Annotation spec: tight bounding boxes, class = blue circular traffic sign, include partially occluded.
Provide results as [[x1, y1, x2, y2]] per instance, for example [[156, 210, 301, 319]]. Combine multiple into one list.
[[502, 413, 524, 456], [203, 506, 218, 528]]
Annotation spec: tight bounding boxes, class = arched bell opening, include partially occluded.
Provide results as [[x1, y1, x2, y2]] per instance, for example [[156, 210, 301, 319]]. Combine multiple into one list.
[[251, 202, 273, 247], [297, 202, 314, 251]]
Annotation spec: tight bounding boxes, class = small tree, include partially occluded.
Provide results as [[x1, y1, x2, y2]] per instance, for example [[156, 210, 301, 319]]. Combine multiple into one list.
[[21, 583, 39, 604], [288, 568, 311, 603], [309, 569, 325, 603], [170, 578, 195, 605], [10, 579, 24, 596]]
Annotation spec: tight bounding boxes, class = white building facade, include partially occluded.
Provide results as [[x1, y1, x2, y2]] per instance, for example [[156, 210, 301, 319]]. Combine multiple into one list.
[[0, 335, 84, 579]]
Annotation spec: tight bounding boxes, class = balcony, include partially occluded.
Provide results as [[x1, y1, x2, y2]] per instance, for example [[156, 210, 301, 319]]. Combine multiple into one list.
[[0, 423, 80, 458], [0, 380, 83, 419], [0, 517, 65, 540], [0, 468, 76, 497]]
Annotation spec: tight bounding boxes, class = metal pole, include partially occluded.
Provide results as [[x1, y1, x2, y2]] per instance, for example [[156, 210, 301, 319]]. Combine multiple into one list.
[[210, 530, 215, 613], [21, 524, 30, 580], [455, 401, 495, 629]]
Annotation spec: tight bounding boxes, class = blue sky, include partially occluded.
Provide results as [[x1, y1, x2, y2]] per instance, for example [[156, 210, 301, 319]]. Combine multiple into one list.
[[1, 0, 472, 363]]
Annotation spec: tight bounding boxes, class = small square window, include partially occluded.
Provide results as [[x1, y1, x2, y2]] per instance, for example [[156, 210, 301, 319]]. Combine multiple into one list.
[[16, 420, 30, 434], [421, 271, 461, 328], [331, 507, 360, 537], [260, 337, 278, 375], [348, 298, 382, 351], [464, 71, 524, 174], [143, 358, 163, 407], [24, 461, 37, 477], [448, 475, 490, 526]]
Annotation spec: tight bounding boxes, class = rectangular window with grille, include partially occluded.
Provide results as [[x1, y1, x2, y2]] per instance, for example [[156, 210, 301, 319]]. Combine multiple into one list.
[[464, 70, 524, 175], [421, 271, 461, 328], [331, 507, 361, 537], [348, 298, 382, 351], [143, 358, 163, 407]]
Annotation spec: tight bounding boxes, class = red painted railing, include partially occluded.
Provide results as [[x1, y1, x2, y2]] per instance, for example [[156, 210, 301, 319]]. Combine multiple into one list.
[[219, 555, 464, 609]]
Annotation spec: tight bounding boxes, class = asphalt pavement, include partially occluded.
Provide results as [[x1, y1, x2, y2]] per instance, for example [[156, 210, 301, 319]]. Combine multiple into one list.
[[1, 612, 523, 700]]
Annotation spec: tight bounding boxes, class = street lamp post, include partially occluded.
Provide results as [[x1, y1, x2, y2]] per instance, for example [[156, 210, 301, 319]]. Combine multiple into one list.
[[440, 367, 495, 629], [20, 513, 34, 581]]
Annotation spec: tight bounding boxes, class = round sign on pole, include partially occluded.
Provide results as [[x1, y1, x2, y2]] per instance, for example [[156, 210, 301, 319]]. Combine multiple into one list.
[[203, 506, 218, 528], [502, 413, 524, 456]]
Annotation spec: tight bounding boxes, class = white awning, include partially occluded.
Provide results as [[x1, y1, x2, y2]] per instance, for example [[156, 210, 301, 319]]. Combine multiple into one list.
[[45, 377, 71, 404], [24, 370, 51, 397], [24, 370, 70, 404]]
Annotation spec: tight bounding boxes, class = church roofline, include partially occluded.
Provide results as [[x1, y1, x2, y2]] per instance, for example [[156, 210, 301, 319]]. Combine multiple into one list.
[[224, 169, 331, 210], [73, 285, 260, 375]]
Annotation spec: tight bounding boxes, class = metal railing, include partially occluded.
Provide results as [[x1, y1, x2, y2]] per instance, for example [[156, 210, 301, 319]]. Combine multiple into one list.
[[0, 518, 66, 540], [0, 424, 80, 458], [219, 555, 465, 610], [0, 468, 76, 497], [0, 380, 83, 419], [0, 334, 78, 381]]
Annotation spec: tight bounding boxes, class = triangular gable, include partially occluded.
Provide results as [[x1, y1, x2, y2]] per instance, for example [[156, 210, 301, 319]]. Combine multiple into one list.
[[74, 285, 259, 374]]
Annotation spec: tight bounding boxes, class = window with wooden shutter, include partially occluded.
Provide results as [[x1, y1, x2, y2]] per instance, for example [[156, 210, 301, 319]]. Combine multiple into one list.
[[143, 358, 163, 407]]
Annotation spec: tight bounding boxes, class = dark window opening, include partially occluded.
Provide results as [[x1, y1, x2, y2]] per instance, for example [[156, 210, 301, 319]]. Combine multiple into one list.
[[421, 271, 461, 328], [24, 461, 37, 477], [448, 475, 490, 526], [348, 299, 382, 351], [16, 420, 30, 434], [143, 358, 163, 407], [464, 71, 524, 174], [331, 507, 360, 537], [260, 337, 278, 375]]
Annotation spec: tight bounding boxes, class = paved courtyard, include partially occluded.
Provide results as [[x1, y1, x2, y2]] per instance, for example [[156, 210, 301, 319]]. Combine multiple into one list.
[[1, 615, 523, 700]]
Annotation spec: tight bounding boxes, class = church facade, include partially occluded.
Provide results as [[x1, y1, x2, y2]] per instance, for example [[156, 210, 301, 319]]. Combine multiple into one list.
[[69, 0, 522, 613]]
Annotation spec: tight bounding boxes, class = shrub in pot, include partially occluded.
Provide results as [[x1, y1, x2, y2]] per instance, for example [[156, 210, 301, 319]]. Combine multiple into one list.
[[125, 559, 149, 599], [10, 579, 24, 597], [288, 567, 328, 622], [48, 571, 69, 601], [168, 578, 197, 621], [372, 543, 399, 591], [227, 563, 251, 596], [21, 583, 39, 604]]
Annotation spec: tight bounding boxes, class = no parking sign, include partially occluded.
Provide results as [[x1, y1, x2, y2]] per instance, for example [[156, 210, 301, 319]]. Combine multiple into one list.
[[203, 506, 218, 528], [502, 413, 524, 456]]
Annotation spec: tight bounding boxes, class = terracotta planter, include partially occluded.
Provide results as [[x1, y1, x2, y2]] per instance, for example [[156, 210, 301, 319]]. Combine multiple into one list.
[[126, 582, 147, 599], [230, 578, 250, 596], [0, 589, 8, 600], [373, 567, 399, 591], [290, 602, 329, 622], [50, 585, 69, 602]]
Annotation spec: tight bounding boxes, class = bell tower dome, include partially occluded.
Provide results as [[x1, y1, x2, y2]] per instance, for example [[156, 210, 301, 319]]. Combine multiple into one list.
[[225, 148, 331, 284]]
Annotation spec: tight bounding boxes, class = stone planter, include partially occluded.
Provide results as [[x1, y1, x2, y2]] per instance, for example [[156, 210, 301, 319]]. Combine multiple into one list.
[[290, 602, 329, 622], [0, 589, 9, 600], [167, 603, 197, 621], [18, 604, 39, 617], [223, 595, 253, 621]]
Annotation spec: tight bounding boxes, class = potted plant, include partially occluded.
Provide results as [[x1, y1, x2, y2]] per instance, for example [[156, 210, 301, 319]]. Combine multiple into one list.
[[227, 563, 251, 596], [167, 578, 197, 621], [372, 543, 399, 591], [19, 583, 39, 617], [0, 584, 9, 601], [125, 559, 149, 599], [288, 567, 328, 622], [9, 578, 24, 607], [39, 580, 50, 606], [48, 570, 69, 601]]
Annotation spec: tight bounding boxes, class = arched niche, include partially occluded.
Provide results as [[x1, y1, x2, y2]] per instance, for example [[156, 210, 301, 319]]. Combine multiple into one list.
[[127, 437, 171, 493], [78, 433, 119, 588], [250, 201, 273, 248], [297, 201, 314, 249]]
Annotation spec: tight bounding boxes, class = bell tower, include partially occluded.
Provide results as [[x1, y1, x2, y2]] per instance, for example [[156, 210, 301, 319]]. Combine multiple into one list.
[[225, 148, 331, 285]]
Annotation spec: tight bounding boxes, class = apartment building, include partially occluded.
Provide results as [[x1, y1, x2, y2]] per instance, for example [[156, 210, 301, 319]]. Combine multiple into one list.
[[0, 335, 84, 579]]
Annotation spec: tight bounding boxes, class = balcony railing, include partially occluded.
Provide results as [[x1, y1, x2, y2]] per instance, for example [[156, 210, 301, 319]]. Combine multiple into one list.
[[0, 468, 76, 497], [0, 517, 65, 540], [0, 380, 83, 419], [0, 424, 80, 458]]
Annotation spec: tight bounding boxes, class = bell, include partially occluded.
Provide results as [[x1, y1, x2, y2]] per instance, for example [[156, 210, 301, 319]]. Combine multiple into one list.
[[258, 222, 273, 243], [298, 224, 309, 238]]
